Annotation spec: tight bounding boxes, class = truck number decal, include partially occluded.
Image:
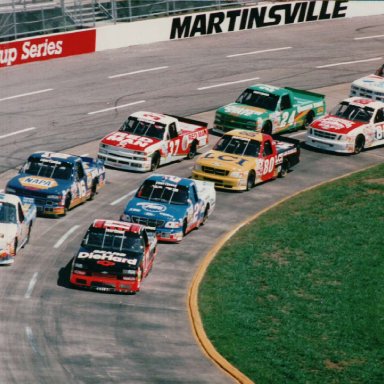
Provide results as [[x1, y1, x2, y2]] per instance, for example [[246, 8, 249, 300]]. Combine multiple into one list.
[[280, 111, 295, 127], [169, 139, 180, 155], [262, 157, 275, 175], [375, 125, 384, 140]]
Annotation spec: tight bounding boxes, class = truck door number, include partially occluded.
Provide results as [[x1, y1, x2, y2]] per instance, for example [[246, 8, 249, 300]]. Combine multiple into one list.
[[263, 157, 275, 175], [280, 111, 295, 127], [375, 125, 384, 140], [169, 139, 180, 155]]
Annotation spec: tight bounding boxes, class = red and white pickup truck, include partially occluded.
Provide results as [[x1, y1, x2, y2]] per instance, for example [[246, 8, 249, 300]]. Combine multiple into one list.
[[98, 111, 209, 172]]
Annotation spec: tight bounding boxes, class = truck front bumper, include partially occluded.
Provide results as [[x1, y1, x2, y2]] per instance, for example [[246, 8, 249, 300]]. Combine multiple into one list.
[[70, 273, 139, 293], [98, 149, 151, 172], [306, 134, 353, 154], [192, 170, 246, 191]]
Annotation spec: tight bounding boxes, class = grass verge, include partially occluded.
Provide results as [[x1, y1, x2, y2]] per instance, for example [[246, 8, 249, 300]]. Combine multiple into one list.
[[199, 163, 384, 384]]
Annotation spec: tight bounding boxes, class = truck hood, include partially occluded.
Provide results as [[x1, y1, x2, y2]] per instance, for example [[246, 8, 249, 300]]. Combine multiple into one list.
[[0, 223, 17, 245], [217, 103, 269, 119], [125, 198, 186, 222], [353, 74, 384, 93], [311, 115, 365, 134], [7, 174, 72, 193], [197, 150, 255, 172], [74, 246, 142, 271], [101, 131, 161, 152]]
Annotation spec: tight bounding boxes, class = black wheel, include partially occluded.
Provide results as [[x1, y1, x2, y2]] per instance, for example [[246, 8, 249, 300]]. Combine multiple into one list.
[[354, 135, 365, 154], [303, 111, 315, 129], [89, 181, 98, 200], [136, 267, 143, 292], [186, 141, 197, 160], [278, 159, 290, 178], [151, 153, 160, 171], [12, 239, 17, 256], [261, 121, 272, 135], [199, 205, 209, 227], [64, 194, 71, 215], [182, 219, 188, 237], [246, 171, 255, 191], [23, 224, 32, 247]]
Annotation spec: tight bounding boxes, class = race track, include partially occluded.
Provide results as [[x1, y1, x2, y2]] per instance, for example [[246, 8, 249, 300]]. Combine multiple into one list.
[[0, 14, 384, 384]]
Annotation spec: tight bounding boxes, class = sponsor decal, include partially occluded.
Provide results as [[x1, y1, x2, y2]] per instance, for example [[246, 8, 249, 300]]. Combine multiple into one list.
[[224, 105, 264, 116], [104, 132, 155, 149], [170, 1, 348, 39], [362, 79, 384, 89], [316, 117, 357, 130], [19, 176, 58, 189], [0, 30, 96, 68], [97, 260, 115, 267], [137, 202, 167, 212], [78, 250, 137, 265]]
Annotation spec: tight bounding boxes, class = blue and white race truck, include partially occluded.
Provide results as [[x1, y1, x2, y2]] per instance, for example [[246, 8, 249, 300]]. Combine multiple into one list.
[[120, 174, 216, 242], [6, 151, 105, 216]]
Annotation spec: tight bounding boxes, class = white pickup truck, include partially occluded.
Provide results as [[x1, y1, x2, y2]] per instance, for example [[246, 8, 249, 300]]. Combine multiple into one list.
[[0, 193, 36, 265], [350, 74, 384, 102], [98, 111, 209, 172]]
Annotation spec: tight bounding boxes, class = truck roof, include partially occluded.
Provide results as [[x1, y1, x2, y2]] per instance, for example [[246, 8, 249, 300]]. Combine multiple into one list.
[[344, 96, 384, 109], [246, 84, 287, 97], [131, 111, 177, 126], [92, 219, 144, 234], [224, 129, 265, 141], [145, 174, 194, 188], [28, 151, 80, 164], [0, 193, 21, 206]]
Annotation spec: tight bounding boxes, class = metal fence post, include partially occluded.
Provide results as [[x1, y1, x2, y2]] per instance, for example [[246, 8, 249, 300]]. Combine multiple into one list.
[[111, 0, 117, 22], [12, 0, 17, 39]]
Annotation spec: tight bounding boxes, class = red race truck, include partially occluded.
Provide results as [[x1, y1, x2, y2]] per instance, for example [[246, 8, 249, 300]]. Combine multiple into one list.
[[98, 111, 209, 171]]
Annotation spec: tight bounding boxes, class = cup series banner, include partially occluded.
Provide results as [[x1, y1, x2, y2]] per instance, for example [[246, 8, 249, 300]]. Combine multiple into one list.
[[0, 29, 96, 68], [1, 1, 383, 67]]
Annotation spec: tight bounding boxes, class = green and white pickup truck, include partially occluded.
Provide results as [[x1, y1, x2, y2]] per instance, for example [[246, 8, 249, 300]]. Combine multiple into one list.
[[213, 84, 326, 135]]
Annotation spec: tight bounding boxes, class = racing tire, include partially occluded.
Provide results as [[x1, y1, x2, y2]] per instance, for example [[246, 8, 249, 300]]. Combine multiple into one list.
[[278, 159, 290, 178], [198, 205, 209, 228], [302, 111, 315, 129], [136, 267, 143, 293], [64, 194, 72, 216], [151, 153, 160, 171], [246, 171, 255, 191], [89, 181, 98, 200], [186, 141, 197, 160], [261, 121, 272, 135], [23, 224, 32, 247], [353, 135, 365, 154], [182, 219, 188, 238], [12, 239, 17, 257]]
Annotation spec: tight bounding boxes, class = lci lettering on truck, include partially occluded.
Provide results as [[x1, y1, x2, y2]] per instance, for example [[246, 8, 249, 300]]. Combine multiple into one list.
[[0, 30, 96, 67], [170, 0, 348, 39]]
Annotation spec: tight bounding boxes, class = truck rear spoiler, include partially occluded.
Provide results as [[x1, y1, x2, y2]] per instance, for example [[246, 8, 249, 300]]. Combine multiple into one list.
[[164, 114, 208, 128], [284, 87, 325, 99]]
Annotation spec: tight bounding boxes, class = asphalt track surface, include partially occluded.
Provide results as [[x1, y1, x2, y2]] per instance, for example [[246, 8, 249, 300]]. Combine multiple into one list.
[[0, 14, 384, 384]]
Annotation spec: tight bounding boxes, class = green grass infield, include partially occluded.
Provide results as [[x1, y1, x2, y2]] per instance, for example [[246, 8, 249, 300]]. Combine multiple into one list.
[[199, 163, 384, 384]]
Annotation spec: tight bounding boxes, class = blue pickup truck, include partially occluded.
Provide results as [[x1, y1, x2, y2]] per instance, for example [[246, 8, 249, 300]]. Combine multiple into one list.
[[120, 174, 216, 242], [6, 151, 105, 216]]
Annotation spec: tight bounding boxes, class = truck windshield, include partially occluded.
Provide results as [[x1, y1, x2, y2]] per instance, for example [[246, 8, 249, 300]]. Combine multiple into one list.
[[136, 180, 189, 205], [120, 116, 166, 140], [214, 136, 260, 157], [83, 227, 144, 253], [0, 202, 17, 224], [331, 102, 373, 123], [236, 89, 279, 111], [23, 159, 72, 180]]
